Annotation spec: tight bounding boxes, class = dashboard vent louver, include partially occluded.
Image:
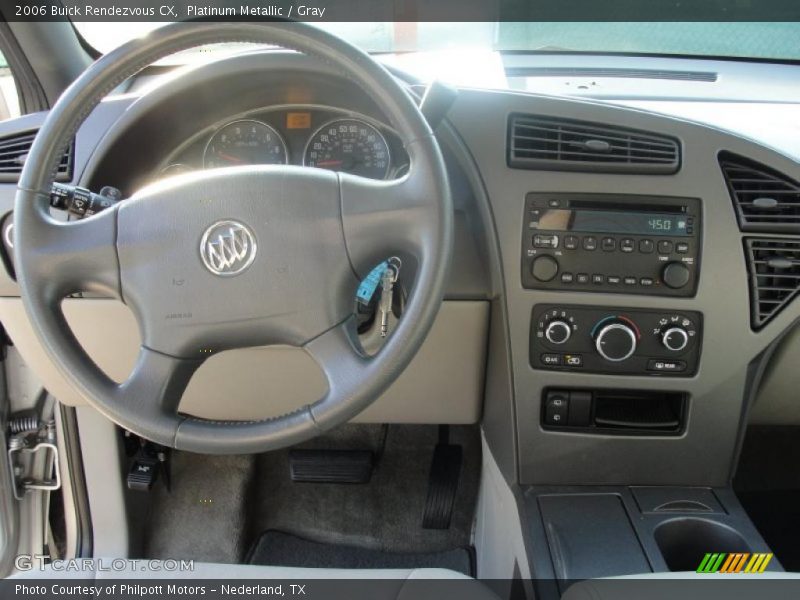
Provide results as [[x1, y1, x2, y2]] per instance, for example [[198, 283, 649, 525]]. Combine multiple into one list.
[[745, 238, 800, 329], [721, 154, 800, 232], [508, 114, 680, 174], [0, 131, 73, 182]]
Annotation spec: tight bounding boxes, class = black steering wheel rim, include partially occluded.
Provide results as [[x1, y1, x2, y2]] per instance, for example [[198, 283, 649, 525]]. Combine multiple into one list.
[[14, 22, 452, 454]]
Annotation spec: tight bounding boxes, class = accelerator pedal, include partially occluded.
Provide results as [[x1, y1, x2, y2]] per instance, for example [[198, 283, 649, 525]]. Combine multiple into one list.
[[422, 426, 463, 529], [289, 449, 373, 483]]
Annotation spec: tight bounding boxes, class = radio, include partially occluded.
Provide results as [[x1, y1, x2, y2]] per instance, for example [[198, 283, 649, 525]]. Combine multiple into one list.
[[531, 305, 703, 376], [522, 194, 701, 297]]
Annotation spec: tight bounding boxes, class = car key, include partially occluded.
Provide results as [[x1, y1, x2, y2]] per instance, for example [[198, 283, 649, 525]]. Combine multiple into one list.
[[379, 258, 402, 337]]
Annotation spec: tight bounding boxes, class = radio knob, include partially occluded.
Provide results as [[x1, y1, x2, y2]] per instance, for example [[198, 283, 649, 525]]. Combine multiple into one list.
[[545, 320, 572, 345], [595, 321, 638, 362], [662, 327, 689, 352], [531, 255, 559, 282], [662, 261, 691, 289]]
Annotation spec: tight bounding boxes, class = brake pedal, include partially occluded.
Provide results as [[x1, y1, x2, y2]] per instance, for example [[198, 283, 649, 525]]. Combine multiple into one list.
[[422, 426, 463, 529], [289, 449, 373, 483]]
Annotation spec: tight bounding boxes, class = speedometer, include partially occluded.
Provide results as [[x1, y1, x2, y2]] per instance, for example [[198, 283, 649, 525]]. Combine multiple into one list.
[[303, 118, 391, 180], [203, 119, 288, 169]]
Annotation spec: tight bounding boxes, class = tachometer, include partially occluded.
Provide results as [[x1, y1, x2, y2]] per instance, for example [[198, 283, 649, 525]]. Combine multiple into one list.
[[203, 119, 288, 169], [304, 118, 390, 179]]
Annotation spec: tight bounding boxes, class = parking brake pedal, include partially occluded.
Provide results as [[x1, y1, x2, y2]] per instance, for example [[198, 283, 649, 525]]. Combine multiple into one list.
[[422, 426, 463, 529], [289, 449, 373, 483], [127, 443, 170, 492]]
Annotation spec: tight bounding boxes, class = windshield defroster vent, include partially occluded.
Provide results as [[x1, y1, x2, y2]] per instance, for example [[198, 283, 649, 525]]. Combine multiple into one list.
[[0, 130, 73, 183], [720, 154, 800, 233], [507, 114, 680, 174], [745, 238, 800, 329]]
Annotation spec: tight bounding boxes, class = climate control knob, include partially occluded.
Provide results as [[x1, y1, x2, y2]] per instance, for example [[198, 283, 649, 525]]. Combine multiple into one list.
[[661, 327, 689, 352], [545, 320, 572, 345], [594, 321, 638, 362]]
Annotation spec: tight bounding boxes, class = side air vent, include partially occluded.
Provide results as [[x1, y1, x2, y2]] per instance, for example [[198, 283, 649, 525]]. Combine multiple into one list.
[[0, 131, 73, 183], [721, 154, 800, 233], [508, 114, 680, 174], [745, 238, 800, 329]]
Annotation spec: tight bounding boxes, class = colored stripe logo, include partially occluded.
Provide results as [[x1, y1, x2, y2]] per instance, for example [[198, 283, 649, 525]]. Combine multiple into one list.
[[697, 552, 773, 573]]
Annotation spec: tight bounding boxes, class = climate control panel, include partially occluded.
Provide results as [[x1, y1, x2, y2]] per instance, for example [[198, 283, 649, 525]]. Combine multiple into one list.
[[531, 305, 702, 376]]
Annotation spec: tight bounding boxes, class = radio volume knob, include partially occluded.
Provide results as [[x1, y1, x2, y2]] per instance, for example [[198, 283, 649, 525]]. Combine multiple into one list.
[[531, 255, 559, 282], [662, 327, 689, 352], [545, 320, 572, 345], [595, 322, 638, 362]]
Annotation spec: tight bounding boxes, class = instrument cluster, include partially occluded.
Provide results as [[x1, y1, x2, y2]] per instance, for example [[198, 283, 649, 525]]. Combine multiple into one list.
[[158, 106, 407, 181]]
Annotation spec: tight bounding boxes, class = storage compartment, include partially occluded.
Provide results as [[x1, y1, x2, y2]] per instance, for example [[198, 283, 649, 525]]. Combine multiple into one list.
[[654, 517, 751, 571], [542, 388, 687, 435], [538, 494, 651, 582]]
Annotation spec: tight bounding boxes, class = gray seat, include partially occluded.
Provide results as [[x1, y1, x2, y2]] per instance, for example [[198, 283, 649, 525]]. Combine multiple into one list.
[[11, 562, 500, 600]]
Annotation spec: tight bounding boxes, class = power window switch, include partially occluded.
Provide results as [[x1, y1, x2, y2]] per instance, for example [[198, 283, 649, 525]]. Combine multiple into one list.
[[544, 392, 569, 426]]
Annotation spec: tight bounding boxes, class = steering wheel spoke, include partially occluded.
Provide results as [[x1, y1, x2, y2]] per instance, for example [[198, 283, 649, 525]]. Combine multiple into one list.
[[339, 141, 447, 279], [109, 347, 202, 446], [14, 192, 120, 302]]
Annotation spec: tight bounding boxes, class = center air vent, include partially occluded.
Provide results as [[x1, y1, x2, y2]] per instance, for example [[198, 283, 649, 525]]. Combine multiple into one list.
[[720, 153, 800, 233], [745, 238, 800, 329], [508, 114, 680, 174], [0, 130, 73, 183]]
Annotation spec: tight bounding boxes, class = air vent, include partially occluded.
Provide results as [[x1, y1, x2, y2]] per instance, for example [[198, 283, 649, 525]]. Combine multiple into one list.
[[508, 114, 680, 174], [0, 131, 73, 183], [720, 154, 800, 233], [745, 238, 800, 329]]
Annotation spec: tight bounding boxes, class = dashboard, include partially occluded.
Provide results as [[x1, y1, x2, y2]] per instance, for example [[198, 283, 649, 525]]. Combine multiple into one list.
[[0, 50, 798, 493], [156, 105, 407, 181]]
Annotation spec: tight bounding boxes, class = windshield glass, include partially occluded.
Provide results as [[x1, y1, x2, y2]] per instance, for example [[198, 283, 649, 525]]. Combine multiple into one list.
[[74, 22, 799, 61]]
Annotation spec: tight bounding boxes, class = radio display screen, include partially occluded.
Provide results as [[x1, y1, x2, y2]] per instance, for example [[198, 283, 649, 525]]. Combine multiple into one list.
[[536, 209, 691, 237]]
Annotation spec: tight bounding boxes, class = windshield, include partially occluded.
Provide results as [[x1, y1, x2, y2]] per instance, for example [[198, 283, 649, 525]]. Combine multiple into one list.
[[74, 22, 800, 61]]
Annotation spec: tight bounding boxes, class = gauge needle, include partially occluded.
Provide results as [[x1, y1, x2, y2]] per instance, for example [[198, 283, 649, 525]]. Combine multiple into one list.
[[218, 152, 244, 164], [316, 159, 344, 167]]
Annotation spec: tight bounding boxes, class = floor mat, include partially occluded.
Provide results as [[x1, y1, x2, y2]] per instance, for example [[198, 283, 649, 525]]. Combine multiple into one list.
[[248, 530, 474, 575], [245, 425, 481, 555]]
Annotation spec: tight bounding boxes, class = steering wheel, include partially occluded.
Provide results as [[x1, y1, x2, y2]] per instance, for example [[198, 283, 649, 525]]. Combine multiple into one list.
[[14, 23, 452, 454]]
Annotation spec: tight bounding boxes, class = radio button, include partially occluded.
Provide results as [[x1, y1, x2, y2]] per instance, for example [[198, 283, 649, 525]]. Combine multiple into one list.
[[607, 275, 621, 285], [592, 274, 605, 285], [583, 236, 598, 251], [624, 276, 637, 286], [560, 272, 574, 284], [601, 237, 617, 252], [531, 255, 559, 282], [676, 242, 690, 254], [564, 235, 579, 250], [640, 277, 654, 287], [639, 239, 654, 254], [576, 273, 590, 284], [657, 240, 674, 254], [620, 238, 635, 253], [533, 234, 559, 249]]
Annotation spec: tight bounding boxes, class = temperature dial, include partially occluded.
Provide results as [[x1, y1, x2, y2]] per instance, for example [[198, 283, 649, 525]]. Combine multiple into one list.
[[593, 317, 640, 362]]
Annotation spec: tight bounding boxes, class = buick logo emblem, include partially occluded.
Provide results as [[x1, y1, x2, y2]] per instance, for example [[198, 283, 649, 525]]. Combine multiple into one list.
[[200, 220, 257, 276]]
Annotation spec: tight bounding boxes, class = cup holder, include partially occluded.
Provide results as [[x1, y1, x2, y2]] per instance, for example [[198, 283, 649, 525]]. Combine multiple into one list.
[[654, 518, 751, 572]]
